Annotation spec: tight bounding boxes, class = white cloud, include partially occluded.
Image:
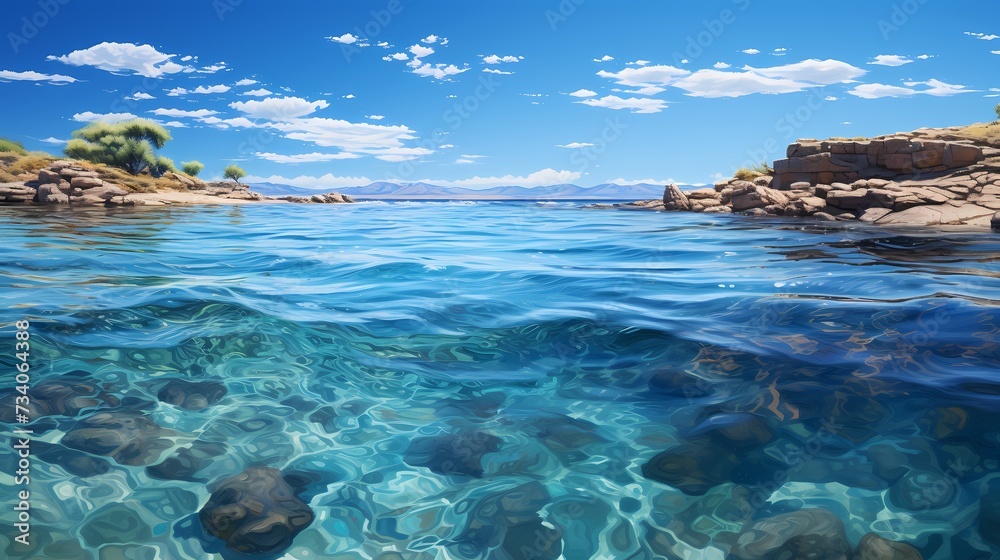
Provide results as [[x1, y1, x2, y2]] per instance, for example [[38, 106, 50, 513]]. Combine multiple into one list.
[[167, 84, 231, 96], [556, 142, 595, 148], [180, 55, 193, 62], [917, 54, 934, 60], [966, 32, 999, 40], [256, 152, 361, 163], [72, 111, 138, 123], [577, 95, 667, 113], [411, 63, 469, 80], [608, 178, 674, 185], [126, 92, 155, 100], [161, 120, 188, 128], [593, 55, 614, 62], [343, 94, 356, 99], [568, 89, 598, 98], [483, 54, 523, 64], [149, 108, 220, 118], [627, 60, 651, 66], [47, 42, 201, 78], [460, 154, 486, 159], [455, 158, 476, 164], [869, 54, 913, 67], [597, 64, 691, 89], [235, 78, 258, 86], [229, 96, 329, 120], [241, 88, 273, 97], [383, 52, 409, 61], [377, 41, 390, 48], [437, 168, 582, 189], [39, 137, 67, 144], [714, 62, 731, 69], [744, 59, 865, 84], [409, 44, 435, 58], [439, 144, 455, 149], [264, 117, 426, 160], [421, 35, 442, 44], [772, 48, 787, 56], [196, 63, 227, 74], [741, 49, 760, 55], [825, 96, 839, 101], [671, 69, 810, 98], [847, 79, 975, 99], [993, 50, 1000, 55], [366, 114, 385, 120], [483, 68, 513, 75], [327, 33, 359, 44], [245, 173, 374, 190], [0, 69, 77, 84]]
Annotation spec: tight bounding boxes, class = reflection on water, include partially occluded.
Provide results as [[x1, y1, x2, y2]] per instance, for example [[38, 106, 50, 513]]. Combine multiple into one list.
[[0, 202, 999, 559]]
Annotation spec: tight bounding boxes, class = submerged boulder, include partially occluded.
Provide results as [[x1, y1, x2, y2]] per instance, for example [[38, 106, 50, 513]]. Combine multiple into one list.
[[199, 467, 314, 555], [61, 412, 173, 466], [156, 379, 227, 411], [852, 533, 923, 560], [731, 509, 850, 560], [404, 431, 503, 477]]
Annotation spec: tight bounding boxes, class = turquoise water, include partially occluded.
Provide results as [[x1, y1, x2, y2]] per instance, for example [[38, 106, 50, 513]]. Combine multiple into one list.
[[1, 201, 999, 559]]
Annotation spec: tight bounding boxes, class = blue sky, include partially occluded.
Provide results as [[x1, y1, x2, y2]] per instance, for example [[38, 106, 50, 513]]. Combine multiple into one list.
[[1, 0, 998, 188]]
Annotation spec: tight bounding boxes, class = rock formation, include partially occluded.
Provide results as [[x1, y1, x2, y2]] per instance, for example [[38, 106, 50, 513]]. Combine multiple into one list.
[[617, 125, 1000, 229], [0, 158, 354, 206], [199, 467, 314, 554]]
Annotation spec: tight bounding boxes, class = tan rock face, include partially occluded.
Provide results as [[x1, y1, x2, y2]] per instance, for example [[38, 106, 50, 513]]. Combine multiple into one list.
[[70, 176, 104, 189], [662, 184, 690, 211]]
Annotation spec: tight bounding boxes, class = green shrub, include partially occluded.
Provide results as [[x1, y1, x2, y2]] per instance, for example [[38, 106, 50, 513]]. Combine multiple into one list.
[[750, 161, 773, 175], [65, 119, 172, 175], [150, 156, 176, 178], [995, 102, 1000, 121], [0, 137, 28, 156], [224, 164, 247, 185], [181, 160, 204, 177]]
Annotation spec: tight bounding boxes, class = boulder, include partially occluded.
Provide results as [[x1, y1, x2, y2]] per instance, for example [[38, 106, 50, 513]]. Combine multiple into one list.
[[852, 533, 923, 560], [37, 169, 62, 184], [730, 509, 851, 560], [199, 467, 314, 554], [157, 379, 227, 411], [685, 188, 720, 200], [35, 184, 68, 204], [731, 185, 789, 212], [404, 431, 503, 477], [662, 184, 690, 211], [70, 176, 103, 189], [61, 412, 173, 466], [992, 211, 1000, 232]]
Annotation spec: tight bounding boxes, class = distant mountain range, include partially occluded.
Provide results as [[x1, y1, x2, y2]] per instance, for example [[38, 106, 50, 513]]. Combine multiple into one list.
[[250, 181, 677, 200]]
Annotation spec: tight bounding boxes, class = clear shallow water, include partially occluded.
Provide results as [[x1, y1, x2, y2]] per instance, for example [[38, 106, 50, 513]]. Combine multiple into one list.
[[0, 201, 998, 559]]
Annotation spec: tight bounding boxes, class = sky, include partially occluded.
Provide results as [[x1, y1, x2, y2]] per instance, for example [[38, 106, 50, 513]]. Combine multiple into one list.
[[1, 0, 998, 189]]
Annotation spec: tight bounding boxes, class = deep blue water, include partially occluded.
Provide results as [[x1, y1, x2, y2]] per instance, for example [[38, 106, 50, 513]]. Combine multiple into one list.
[[1, 201, 999, 559]]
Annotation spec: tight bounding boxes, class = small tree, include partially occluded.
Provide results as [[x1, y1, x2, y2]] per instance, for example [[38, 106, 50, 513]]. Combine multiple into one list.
[[181, 160, 204, 176], [65, 119, 172, 175], [224, 164, 247, 188], [995, 102, 1000, 122]]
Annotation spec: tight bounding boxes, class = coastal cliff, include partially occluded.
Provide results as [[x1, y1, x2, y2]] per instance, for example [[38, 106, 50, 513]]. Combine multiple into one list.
[[620, 123, 1000, 230], [0, 155, 353, 207]]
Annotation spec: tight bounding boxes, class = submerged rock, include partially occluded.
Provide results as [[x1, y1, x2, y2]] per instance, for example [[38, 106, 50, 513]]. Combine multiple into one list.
[[888, 470, 956, 511], [980, 478, 1000, 547], [33, 441, 112, 477], [852, 533, 923, 560], [146, 441, 227, 482], [731, 509, 851, 560], [61, 412, 173, 466], [199, 467, 314, 555], [641, 440, 739, 495], [0, 380, 119, 421], [156, 379, 227, 410], [404, 431, 503, 477]]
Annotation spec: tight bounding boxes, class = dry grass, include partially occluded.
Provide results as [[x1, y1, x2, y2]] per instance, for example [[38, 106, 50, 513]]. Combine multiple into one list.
[[956, 122, 1000, 147], [733, 167, 763, 181], [0, 152, 190, 193]]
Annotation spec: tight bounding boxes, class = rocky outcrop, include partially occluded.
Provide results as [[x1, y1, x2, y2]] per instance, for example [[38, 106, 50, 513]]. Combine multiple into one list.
[[616, 125, 1000, 229], [199, 467, 314, 554], [280, 192, 355, 204], [774, 135, 985, 189]]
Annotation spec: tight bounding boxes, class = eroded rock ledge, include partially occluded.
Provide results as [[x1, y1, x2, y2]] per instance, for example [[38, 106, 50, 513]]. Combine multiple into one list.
[[613, 125, 1000, 230], [0, 159, 353, 206]]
